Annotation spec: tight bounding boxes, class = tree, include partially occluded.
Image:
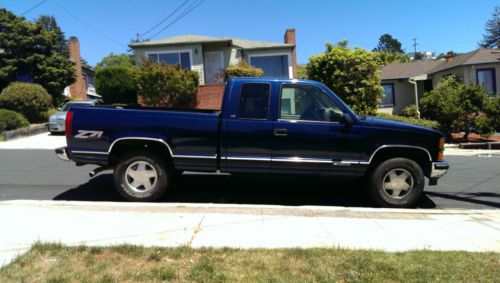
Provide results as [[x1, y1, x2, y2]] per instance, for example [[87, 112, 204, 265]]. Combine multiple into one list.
[[0, 9, 75, 105], [420, 75, 495, 139], [95, 53, 135, 71], [296, 64, 308, 79], [479, 6, 500, 48], [136, 61, 199, 108], [95, 53, 138, 104], [307, 41, 383, 115], [376, 51, 410, 65], [36, 15, 68, 57], [373, 34, 403, 53]]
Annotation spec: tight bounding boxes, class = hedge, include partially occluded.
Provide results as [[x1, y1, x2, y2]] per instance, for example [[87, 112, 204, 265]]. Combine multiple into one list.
[[224, 61, 263, 79], [0, 82, 52, 122], [0, 109, 30, 132], [375, 113, 440, 130]]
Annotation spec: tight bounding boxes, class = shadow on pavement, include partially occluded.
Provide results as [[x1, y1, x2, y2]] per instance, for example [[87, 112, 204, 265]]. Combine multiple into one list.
[[426, 191, 500, 208], [53, 173, 437, 208]]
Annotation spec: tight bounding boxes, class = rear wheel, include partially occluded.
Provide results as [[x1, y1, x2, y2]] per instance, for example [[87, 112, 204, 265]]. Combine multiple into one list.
[[367, 158, 425, 208], [113, 151, 171, 201]]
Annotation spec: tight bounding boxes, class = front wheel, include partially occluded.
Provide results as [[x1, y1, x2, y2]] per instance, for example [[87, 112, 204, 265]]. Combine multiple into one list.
[[367, 158, 425, 208], [113, 151, 171, 201]]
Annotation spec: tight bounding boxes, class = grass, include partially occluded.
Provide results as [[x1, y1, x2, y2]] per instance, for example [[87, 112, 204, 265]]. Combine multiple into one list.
[[0, 243, 498, 282]]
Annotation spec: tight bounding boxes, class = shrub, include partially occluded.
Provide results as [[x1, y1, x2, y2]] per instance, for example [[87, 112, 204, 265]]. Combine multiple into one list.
[[307, 41, 383, 115], [375, 112, 440, 130], [0, 109, 29, 131], [401, 105, 419, 118], [224, 61, 263, 79], [96, 66, 138, 104], [420, 75, 495, 138], [137, 61, 199, 108], [0, 82, 52, 122]]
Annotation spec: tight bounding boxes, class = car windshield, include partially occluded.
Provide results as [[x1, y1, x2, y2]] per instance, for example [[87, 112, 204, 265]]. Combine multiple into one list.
[[61, 102, 91, 111]]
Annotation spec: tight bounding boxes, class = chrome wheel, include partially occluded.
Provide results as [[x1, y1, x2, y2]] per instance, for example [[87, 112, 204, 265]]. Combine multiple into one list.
[[125, 161, 158, 193], [382, 168, 414, 199]]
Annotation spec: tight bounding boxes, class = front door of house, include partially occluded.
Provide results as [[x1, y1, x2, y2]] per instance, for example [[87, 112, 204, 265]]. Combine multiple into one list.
[[204, 51, 224, 84]]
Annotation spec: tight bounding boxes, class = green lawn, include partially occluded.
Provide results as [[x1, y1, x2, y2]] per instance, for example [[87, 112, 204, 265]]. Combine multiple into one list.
[[1, 243, 499, 282]]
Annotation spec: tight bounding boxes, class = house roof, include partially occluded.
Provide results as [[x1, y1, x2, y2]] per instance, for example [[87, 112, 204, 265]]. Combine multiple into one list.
[[129, 34, 294, 50], [381, 60, 441, 80], [381, 48, 500, 80]]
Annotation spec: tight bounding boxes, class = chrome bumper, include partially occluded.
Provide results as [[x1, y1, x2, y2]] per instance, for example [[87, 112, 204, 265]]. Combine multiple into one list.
[[55, 147, 69, 161], [430, 161, 449, 178]]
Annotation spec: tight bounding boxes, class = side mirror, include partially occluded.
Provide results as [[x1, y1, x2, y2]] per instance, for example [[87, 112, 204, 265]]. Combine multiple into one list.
[[341, 113, 354, 125]]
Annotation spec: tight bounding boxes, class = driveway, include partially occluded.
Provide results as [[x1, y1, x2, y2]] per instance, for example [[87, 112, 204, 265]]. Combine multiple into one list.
[[0, 133, 499, 209]]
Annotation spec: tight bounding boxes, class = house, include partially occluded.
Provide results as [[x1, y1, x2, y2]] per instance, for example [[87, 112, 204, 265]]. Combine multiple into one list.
[[63, 37, 100, 100], [380, 48, 500, 115], [129, 29, 297, 86]]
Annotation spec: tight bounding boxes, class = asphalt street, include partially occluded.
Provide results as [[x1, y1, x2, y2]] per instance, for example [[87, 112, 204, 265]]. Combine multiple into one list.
[[0, 149, 499, 209]]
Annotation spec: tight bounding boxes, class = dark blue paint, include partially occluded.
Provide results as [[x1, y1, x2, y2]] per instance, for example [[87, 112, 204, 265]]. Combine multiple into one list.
[[64, 78, 444, 177]]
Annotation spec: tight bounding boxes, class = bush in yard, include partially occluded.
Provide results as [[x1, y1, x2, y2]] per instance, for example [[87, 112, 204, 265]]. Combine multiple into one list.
[[0, 82, 52, 122], [0, 109, 29, 132], [420, 75, 495, 139], [401, 104, 419, 118], [96, 66, 138, 104], [307, 41, 383, 115], [484, 97, 500, 132], [224, 61, 263, 79], [137, 61, 199, 108], [375, 112, 440, 130]]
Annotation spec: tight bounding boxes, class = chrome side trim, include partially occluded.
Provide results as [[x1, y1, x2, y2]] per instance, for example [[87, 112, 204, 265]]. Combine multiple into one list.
[[173, 154, 217, 159], [225, 156, 272, 162], [272, 157, 332, 163], [368, 145, 432, 163], [108, 137, 174, 156], [71, 150, 109, 155]]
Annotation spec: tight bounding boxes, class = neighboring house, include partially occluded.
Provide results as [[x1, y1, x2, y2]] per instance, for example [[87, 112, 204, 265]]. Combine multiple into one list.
[[380, 48, 500, 114], [129, 29, 297, 85], [64, 36, 101, 100]]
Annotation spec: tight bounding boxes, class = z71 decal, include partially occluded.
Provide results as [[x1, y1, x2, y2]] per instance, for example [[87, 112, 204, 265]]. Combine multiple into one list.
[[75, 130, 103, 139]]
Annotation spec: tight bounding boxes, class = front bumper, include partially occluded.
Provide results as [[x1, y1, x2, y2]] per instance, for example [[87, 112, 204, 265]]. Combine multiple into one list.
[[48, 121, 65, 132], [55, 147, 69, 161], [429, 161, 449, 185]]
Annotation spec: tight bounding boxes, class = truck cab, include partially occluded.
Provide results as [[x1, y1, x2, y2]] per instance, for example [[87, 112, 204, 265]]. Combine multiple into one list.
[[56, 78, 449, 208]]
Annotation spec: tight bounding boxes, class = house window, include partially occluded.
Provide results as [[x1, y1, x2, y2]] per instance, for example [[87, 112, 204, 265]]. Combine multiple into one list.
[[249, 54, 290, 78], [147, 51, 191, 70], [476, 68, 496, 95], [381, 84, 395, 106], [238, 83, 270, 119]]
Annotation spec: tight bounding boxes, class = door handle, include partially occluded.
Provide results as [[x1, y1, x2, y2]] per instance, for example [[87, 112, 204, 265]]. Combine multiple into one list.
[[273, 128, 288, 136]]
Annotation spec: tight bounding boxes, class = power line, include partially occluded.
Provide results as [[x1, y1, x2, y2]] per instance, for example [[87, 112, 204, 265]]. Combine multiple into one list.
[[140, 0, 190, 38], [51, 0, 125, 48], [20, 0, 48, 16], [150, 0, 205, 39]]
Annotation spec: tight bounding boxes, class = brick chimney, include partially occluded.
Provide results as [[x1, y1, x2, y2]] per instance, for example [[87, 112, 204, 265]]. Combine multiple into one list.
[[284, 28, 297, 78], [68, 36, 87, 100]]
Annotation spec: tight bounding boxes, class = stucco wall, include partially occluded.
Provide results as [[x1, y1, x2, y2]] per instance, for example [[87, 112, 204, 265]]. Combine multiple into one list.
[[379, 79, 416, 115]]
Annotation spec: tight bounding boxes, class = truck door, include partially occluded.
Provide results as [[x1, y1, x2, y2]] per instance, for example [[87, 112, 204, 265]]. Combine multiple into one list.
[[271, 83, 363, 175], [220, 81, 275, 173]]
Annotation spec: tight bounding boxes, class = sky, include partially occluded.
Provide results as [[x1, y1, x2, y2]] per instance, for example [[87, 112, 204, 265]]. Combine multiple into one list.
[[1, 0, 498, 66]]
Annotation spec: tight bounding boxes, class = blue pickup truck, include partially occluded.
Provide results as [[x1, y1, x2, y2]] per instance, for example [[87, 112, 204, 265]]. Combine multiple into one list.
[[56, 77, 449, 208]]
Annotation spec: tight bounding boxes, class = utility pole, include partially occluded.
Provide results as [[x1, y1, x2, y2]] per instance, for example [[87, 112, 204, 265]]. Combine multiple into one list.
[[412, 38, 418, 54]]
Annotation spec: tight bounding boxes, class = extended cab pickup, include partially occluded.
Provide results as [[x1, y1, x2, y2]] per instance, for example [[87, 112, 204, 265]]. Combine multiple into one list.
[[56, 78, 449, 207]]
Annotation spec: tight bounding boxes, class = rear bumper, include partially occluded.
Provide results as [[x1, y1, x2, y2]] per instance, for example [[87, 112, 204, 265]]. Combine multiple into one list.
[[55, 147, 69, 161]]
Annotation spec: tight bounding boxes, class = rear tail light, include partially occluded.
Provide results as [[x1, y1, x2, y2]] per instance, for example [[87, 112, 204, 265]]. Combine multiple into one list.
[[65, 111, 73, 138]]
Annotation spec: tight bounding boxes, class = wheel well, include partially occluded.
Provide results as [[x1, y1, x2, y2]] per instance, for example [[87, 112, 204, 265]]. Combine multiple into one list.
[[108, 140, 172, 166], [368, 147, 431, 176]]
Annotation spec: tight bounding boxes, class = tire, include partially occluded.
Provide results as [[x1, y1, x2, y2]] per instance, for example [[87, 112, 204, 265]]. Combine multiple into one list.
[[113, 151, 171, 201], [367, 158, 425, 208]]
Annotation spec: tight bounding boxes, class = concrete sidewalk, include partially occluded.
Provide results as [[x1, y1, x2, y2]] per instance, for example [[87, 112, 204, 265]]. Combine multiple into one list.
[[1, 200, 499, 267]]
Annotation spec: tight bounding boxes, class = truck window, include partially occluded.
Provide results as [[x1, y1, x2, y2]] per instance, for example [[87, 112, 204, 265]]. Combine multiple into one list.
[[280, 84, 344, 122], [238, 83, 270, 119]]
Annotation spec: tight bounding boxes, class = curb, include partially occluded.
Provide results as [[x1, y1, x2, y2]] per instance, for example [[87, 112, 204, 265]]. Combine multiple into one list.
[[459, 142, 500, 150], [1, 123, 48, 141]]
